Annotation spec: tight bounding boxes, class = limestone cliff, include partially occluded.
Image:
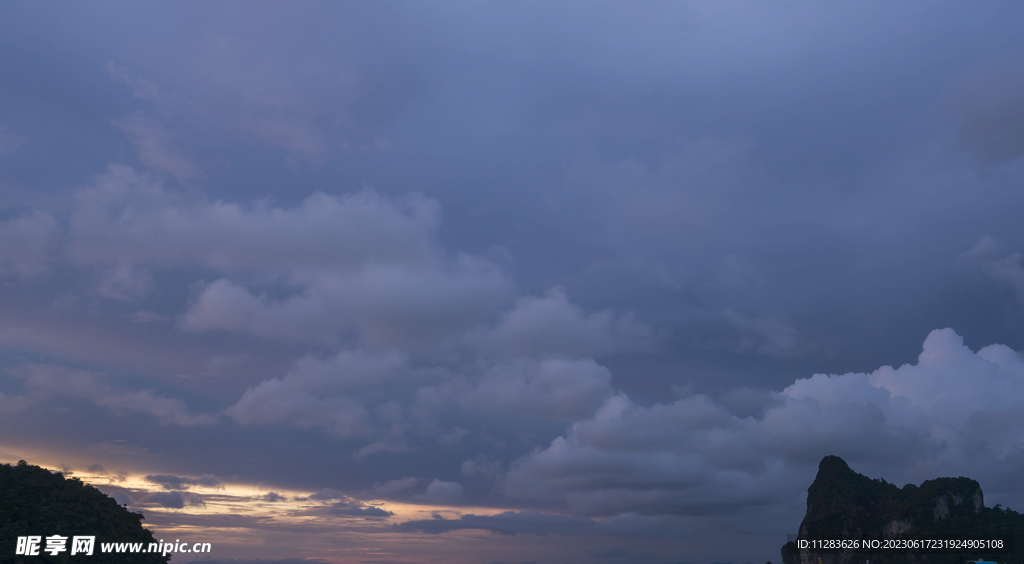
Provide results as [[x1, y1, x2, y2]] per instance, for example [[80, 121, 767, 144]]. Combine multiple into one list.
[[781, 456, 1022, 564]]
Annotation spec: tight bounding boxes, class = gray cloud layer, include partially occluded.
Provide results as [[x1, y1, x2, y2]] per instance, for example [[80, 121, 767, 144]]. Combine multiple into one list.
[[2, 2, 1024, 563]]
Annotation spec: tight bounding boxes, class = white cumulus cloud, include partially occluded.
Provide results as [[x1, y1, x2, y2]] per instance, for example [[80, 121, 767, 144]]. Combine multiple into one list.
[[504, 329, 1024, 517]]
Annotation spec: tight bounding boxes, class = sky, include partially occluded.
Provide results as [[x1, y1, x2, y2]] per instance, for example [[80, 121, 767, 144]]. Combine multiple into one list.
[[2, 2, 1024, 563]]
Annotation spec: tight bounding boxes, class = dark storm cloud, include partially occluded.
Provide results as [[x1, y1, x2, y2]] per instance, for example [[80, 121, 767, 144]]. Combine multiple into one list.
[[179, 561, 327, 564], [953, 59, 1024, 163], [145, 473, 222, 490], [397, 510, 681, 538], [142, 490, 205, 509], [585, 546, 633, 559], [179, 561, 328, 564], [397, 511, 600, 537], [328, 501, 394, 518], [3, 2, 1024, 563], [308, 488, 346, 501]]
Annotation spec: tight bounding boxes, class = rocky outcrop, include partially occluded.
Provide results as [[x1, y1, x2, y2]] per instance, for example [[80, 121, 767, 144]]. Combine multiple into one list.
[[781, 456, 1023, 564]]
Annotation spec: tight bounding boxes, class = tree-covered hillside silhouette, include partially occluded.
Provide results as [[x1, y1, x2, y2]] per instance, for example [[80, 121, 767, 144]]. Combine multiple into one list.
[[1, 460, 170, 564]]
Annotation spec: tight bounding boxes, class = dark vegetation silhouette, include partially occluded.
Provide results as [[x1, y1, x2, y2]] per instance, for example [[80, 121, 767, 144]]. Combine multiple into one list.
[[1, 460, 170, 564], [782, 456, 1024, 564]]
